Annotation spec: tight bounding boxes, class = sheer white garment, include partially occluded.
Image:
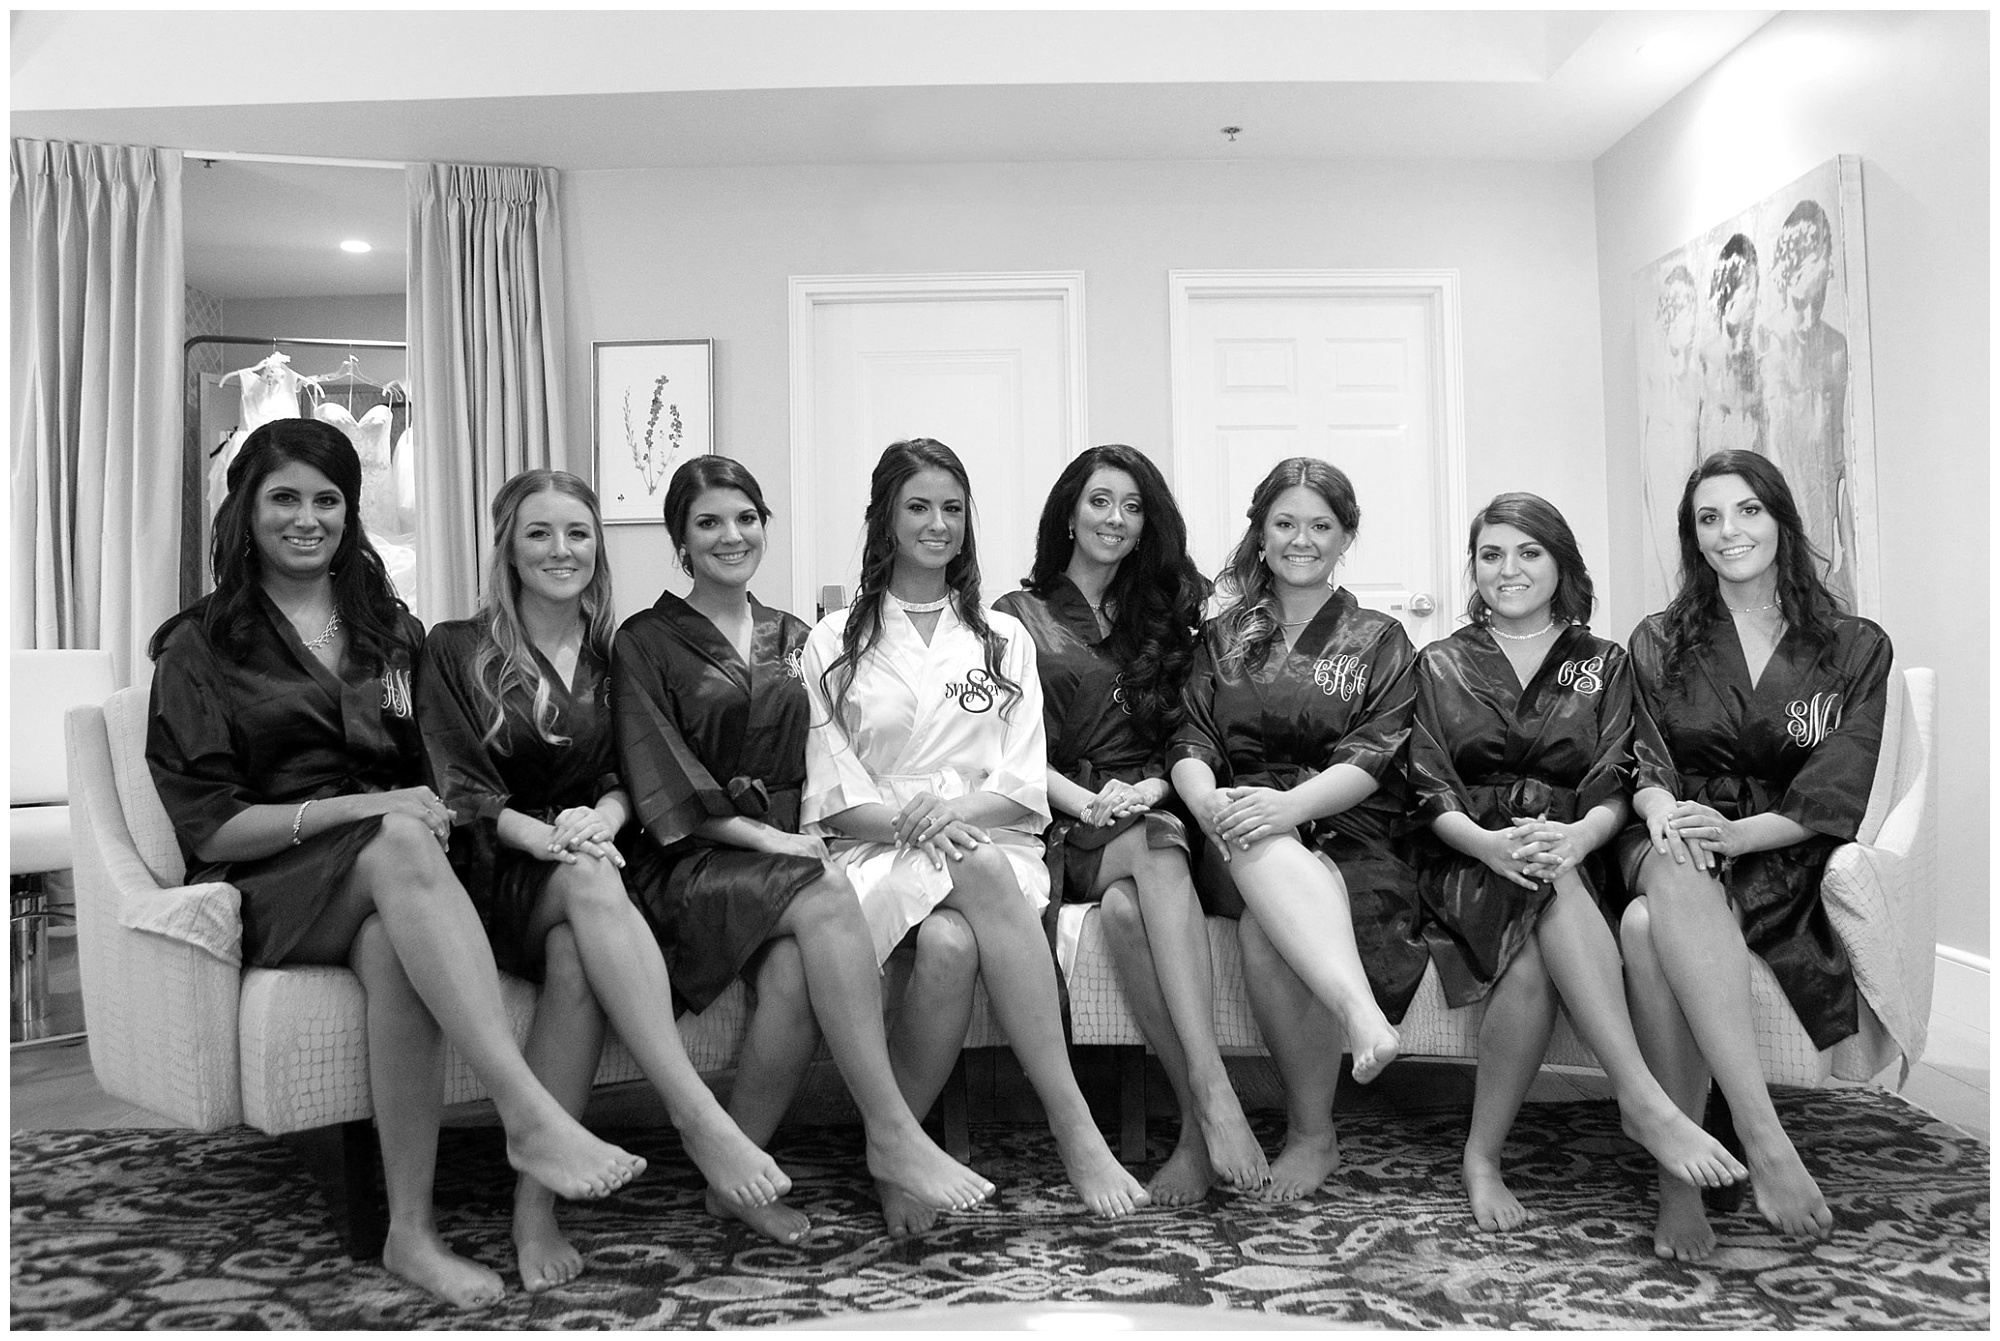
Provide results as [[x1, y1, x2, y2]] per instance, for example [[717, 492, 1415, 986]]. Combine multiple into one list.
[[802, 600, 1051, 963], [207, 361, 312, 532], [313, 403, 415, 593]]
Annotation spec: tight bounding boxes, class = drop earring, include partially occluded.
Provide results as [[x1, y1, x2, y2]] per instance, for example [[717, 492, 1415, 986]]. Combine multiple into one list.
[[677, 547, 692, 576]]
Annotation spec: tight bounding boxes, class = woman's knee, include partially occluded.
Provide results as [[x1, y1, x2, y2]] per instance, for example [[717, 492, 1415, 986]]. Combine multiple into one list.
[[1098, 880, 1143, 945], [914, 909, 978, 980], [357, 812, 455, 888], [752, 937, 816, 1022], [949, 841, 1015, 892], [546, 853, 630, 916]]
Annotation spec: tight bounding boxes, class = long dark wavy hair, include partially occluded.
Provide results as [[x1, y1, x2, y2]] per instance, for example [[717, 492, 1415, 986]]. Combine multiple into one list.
[[1661, 449, 1841, 688], [1213, 457, 1360, 673], [1021, 444, 1204, 737], [1463, 492, 1594, 629], [151, 417, 410, 670], [820, 438, 1022, 726], [662, 454, 773, 575], [470, 470, 617, 749]]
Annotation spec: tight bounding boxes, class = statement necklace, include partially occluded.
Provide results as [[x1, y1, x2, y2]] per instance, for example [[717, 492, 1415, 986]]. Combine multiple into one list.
[[1490, 619, 1556, 641], [888, 592, 951, 615], [1726, 600, 1780, 615], [301, 610, 342, 652]]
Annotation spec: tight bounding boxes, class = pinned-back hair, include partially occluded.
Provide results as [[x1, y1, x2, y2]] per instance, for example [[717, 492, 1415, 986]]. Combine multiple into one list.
[[1212, 457, 1359, 673], [1463, 492, 1594, 629], [662, 454, 772, 571]]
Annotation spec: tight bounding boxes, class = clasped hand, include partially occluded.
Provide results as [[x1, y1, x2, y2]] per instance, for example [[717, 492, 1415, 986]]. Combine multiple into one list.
[[1079, 777, 1157, 828], [1198, 786, 1298, 860], [1483, 816, 1578, 890], [1650, 801, 1739, 871], [893, 792, 990, 870], [542, 805, 624, 868], [372, 786, 455, 847]]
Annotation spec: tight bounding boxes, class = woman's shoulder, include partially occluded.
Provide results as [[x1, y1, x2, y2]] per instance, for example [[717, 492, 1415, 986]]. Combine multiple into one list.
[[808, 604, 854, 648], [983, 603, 1029, 640], [422, 614, 486, 657], [1832, 611, 1891, 649]]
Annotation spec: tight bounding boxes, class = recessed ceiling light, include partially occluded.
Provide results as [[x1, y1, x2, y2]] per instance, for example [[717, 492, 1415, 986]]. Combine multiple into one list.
[[339, 239, 372, 254]]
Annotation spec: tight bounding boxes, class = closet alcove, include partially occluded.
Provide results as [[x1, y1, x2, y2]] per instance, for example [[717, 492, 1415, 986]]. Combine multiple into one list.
[[180, 158, 410, 605]]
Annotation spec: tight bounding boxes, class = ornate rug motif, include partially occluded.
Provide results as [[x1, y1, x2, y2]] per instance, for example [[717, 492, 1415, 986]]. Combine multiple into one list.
[[11, 1089, 1989, 1330]]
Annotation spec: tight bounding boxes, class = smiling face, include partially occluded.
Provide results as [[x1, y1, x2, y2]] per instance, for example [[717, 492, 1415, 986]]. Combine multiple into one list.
[[1474, 523, 1559, 629], [1691, 473, 1779, 590], [252, 460, 346, 585], [1068, 467, 1144, 573], [892, 467, 966, 576], [1260, 484, 1349, 591], [681, 486, 766, 592], [510, 489, 598, 609]]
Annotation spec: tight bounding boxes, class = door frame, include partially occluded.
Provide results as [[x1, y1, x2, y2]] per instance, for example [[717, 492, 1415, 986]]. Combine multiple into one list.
[[788, 271, 1089, 607], [1167, 269, 1470, 613]]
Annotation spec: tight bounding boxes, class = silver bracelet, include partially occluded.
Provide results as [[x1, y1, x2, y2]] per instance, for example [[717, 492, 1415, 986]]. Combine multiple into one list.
[[290, 798, 317, 847]]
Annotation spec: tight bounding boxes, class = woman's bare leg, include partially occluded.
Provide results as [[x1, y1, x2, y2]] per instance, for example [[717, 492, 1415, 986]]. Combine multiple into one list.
[[1463, 938, 1557, 1231], [346, 916, 504, 1310], [1224, 836, 1399, 1081], [523, 853, 783, 1210], [1535, 877, 1744, 1188], [292, 816, 641, 1201], [1239, 912, 1346, 1202], [938, 844, 1147, 1217], [1098, 882, 1213, 1205], [703, 939, 816, 1243], [1630, 855, 1832, 1240], [1092, 831, 1265, 1190], [512, 926, 606, 1292], [880, 911, 980, 1236]]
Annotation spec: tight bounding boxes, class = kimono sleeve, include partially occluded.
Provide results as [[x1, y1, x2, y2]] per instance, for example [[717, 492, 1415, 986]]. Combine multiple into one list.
[[1624, 618, 1683, 799], [987, 616, 1052, 825], [1572, 643, 1637, 816], [1327, 621, 1416, 779], [145, 620, 258, 859], [1404, 647, 1472, 824], [415, 624, 512, 826], [1166, 634, 1227, 777], [799, 614, 885, 829], [612, 622, 734, 849], [1774, 619, 1893, 841]]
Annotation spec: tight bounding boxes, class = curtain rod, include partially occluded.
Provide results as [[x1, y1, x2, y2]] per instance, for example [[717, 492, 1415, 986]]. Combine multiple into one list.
[[183, 149, 407, 171], [185, 335, 407, 353]]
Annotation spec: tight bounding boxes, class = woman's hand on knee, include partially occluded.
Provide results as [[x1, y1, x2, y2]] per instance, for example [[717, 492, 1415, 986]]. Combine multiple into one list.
[[354, 787, 454, 848], [1213, 786, 1299, 851], [1664, 802, 1739, 871], [1511, 817, 1583, 884], [1081, 778, 1148, 828], [545, 806, 624, 868], [1477, 824, 1542, 891]]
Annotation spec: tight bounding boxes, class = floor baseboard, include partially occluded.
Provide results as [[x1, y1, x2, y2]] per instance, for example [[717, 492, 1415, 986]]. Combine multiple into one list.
[[1934, 946, 1990, 1032]]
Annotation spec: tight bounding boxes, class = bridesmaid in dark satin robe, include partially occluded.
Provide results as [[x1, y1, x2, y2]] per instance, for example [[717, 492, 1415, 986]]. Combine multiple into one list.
[[1167, 458, 1423, 1202], [1618, 451, 1891, 1261], [1406, 493, 1741, 1233]]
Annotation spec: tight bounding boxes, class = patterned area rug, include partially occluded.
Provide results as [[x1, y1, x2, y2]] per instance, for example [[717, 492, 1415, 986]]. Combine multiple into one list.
[[11, 1089, 1988, 1330]]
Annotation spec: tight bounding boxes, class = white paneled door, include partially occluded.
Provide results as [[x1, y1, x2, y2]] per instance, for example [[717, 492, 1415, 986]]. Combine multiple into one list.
[[1171, 271, 1467, 647], [790, 274, 1087, 615]]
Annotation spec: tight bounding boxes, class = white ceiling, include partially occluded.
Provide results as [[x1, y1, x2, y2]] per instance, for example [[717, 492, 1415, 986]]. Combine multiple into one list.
[[11, 9, 1776, 301]]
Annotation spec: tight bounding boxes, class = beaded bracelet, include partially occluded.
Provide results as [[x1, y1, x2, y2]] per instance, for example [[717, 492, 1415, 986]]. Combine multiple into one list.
[[290, 798, 317, 847]]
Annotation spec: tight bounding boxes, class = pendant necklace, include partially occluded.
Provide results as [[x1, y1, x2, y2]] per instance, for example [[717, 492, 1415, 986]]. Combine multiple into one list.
[[1490, 619, 1555, 641], [889, 592, 951, 615]]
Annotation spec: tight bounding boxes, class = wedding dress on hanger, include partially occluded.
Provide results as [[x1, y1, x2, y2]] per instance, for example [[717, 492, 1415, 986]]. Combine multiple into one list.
[[314, 401, 416, 591]]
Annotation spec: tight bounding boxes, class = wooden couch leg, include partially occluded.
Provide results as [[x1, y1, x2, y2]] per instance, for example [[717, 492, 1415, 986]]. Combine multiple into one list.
[[1117, 1046, 1148, 1164], [282, 1120, 386, 1261]]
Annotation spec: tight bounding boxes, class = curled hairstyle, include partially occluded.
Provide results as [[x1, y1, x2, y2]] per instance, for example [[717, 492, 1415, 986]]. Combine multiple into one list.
[[663, 454, 772, 574], [820, 438, 1021, 725], [1463, 493, 1595, 629], [1022, 445, 1206, 738], [153, 417, 411, 668], [1213, 457, 1360, 673], [471, 470, 617, 748], [1662, 449, 1841, 687]]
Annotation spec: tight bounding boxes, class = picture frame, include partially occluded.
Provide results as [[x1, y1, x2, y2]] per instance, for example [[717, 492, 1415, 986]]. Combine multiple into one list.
[[592, 338, 715, 524]]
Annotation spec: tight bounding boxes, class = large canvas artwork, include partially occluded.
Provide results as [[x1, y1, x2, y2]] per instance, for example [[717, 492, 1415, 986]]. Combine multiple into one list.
[[1632, 155, 1878, 615]]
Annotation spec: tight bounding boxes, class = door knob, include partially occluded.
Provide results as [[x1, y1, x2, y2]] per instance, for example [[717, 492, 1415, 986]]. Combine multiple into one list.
[[1407, 592, 1437, 617]]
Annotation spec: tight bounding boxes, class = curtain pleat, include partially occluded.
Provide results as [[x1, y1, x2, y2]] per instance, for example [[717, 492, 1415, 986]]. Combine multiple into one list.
[[10, 138, 184, 688], [406, 163, 567, 625]]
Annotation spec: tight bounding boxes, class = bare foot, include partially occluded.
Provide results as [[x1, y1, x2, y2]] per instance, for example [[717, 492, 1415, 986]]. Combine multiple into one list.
[[706, 1186, 810, 1245], [1257, 1126, 1340, 1202], [1055, 1122, 1150, 1217], [865, 1123, 994, 1212], [1146, 1127, 1216, 1207], [383, 1224, 505, 1311], [1192, 1081, 1269, 1190], [506, 1118, 644, 1202], [1747, 1141, 1834, 1240], [878, 1178, 941, 1238], [1653, 1175, 1717, 1262], [1348, 1022, 1401, 1085], [1463, 1152, 1529, 1232], [511, 1190, 582, 1295], [678, 1108, 790, 1211], [1621, 1099, 1747, 1189]]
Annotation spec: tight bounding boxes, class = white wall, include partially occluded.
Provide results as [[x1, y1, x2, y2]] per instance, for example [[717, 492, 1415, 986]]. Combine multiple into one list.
[[561, 158, 1609, 624], [1592, 10, 1989, 957]]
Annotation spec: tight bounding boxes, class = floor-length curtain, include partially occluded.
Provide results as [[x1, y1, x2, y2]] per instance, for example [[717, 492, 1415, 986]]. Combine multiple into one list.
[[405, 163, 568, 624], [10, 139, 184, 688]]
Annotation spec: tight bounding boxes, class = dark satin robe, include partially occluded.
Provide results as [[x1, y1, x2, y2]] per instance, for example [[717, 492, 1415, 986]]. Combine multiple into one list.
[[995, 580, 1191, 907], [1407, 624, 1634, 1007], [613, 591, 821, 1014], [146, 592, 424, 967], [1168, 588, 1430, 1022], [417, 617, 630, 981], [1616, 611, 1893, 1048]]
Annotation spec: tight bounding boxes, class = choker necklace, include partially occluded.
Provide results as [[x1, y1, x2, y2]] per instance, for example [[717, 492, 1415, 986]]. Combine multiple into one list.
[[889, 593, 951, 615], [301, 610, 342, 652], [1490, 620, 1556, 641], [1726, 600, 1780, 615]]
